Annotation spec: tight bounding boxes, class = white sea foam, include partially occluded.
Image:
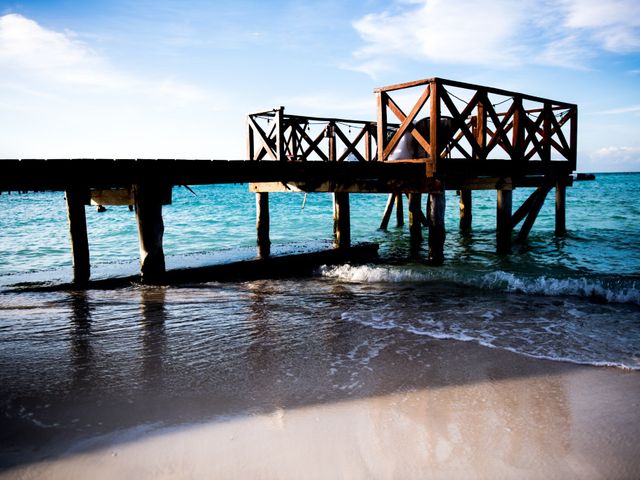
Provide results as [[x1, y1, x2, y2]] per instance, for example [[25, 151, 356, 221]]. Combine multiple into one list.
[[320, 264, 640, 305], [482, 271, 640, 305]]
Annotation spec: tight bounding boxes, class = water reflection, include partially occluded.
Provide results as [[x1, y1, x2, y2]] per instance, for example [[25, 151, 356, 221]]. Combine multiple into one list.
[[139, 287, 167, 390], [69, 291, 93, 388]]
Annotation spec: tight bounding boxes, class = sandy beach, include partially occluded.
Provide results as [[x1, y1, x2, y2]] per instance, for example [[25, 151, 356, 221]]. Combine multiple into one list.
[[2, 335, 639, 480]]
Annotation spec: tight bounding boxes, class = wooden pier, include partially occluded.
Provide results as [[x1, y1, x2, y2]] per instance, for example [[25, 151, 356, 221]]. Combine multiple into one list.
[[1, 77, 578, 285]]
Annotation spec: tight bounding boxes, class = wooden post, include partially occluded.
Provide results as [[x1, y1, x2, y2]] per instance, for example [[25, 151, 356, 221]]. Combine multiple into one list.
[[376, 92, 388, 162], [65, 187, 90, 284], [555, 181, 566, 236], [429, 80, 440, 175], [256, 192, 270, 257], [333, 192, 350, 249], [496, 189, 512, 254], [427, 190, 446, 265], [408, 193, 423, 243], [396, 193, 404, 227], [475, 100, 486, 160], [275, 106, 285, 161], [459, 189, 472, 231], [133, 184, 166, 283]]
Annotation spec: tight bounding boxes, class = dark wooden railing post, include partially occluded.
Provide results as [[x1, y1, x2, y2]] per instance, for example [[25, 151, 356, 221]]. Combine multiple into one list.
[[429, 79, 440, 176], [376, 92, 388, 162], [275, 106, 285, 161], [65, 187, 90, 284], [247, 116, 255, 160], [569, 106, 578, 171], [133, 183, 166, 283]]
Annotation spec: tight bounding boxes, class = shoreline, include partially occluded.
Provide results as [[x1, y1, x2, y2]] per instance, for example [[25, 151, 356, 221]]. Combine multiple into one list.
[[2, 337, 639, 479]]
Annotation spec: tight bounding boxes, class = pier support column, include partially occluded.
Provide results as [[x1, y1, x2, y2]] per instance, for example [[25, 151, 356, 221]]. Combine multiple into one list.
[[555, 181, 566, 236], [396, 193, 404, 227], [65, 187, 90, 284], [333, 192, 350, 249], [133, 184, 166, 283], [459, 189, 472, 231], [427, 191, 446, 265], [256, 192, 270, 258], [496, 189, 512, 254], [408, 193, 423, 248]]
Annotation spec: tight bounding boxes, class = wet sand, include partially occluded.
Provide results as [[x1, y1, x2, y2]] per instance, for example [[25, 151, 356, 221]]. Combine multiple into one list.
[[1, 337, 639, 480]]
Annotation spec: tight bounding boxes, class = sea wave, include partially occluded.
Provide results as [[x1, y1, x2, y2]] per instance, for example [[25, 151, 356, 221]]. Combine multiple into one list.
[[319, 264, 640, 305]]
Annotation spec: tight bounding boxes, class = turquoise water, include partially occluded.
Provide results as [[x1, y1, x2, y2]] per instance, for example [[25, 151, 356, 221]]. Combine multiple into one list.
[[0, 173, 639, 376]]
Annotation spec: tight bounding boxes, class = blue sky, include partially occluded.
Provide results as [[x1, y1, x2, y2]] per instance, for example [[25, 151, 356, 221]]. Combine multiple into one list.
[[1, 0, 639, 171]]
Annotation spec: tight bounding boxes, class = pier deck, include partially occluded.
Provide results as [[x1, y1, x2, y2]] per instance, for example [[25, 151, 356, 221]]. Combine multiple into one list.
[[1, 77, 579, 285]]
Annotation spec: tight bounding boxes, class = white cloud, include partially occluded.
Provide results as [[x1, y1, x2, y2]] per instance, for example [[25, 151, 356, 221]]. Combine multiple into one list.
[[563, 0, 640, 52], [349, 0, 640, 76], [585, 146, 640, 172], [0, 13, 211, 105], [598, 105, 640, 115]]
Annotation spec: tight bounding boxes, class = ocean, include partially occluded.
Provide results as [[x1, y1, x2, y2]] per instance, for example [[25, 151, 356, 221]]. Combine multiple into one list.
[[0, 172, 639, 458]]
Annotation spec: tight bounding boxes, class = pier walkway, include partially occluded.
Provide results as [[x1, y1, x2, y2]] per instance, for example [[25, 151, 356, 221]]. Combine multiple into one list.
[[1, 77, 578, 285]]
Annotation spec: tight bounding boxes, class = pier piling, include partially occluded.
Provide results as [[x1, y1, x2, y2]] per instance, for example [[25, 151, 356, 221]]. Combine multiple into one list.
[[408, 193, 423, 244], [256, 192, 271, 257], [133, 184, 166, 283], [459, 189, 472, 231], [65, 187, 90, 284], [496, 189, 512, 254], [333, 192, 350, 249], [427, 191, 446, 265], [555, 181, 566, 236]]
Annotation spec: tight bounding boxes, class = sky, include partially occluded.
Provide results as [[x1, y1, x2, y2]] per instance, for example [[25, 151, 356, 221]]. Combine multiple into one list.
[[0, 0, 639, 172]]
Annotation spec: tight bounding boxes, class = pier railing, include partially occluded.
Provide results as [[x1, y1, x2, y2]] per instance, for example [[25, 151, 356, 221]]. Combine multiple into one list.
[[375, 77, 578, 177], [247, 108, 379, 162]]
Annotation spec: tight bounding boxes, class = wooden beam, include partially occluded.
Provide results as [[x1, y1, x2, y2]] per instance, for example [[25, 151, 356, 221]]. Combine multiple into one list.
[[133, 184, 167, 283], [65, 187, 90, 284], [459, 189, 472, 231], [333, 192, 350, 249], [496, 189, 512, 254], [380, 193, 395, 230], [427, 190, 446, 265], [256, 192, 270, 257], [516, 185, 552, 243], [511, 187, 542, 228]]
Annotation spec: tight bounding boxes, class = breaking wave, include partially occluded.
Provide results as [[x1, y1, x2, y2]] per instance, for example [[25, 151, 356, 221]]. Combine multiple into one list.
[[319, 264, 640, 306]]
